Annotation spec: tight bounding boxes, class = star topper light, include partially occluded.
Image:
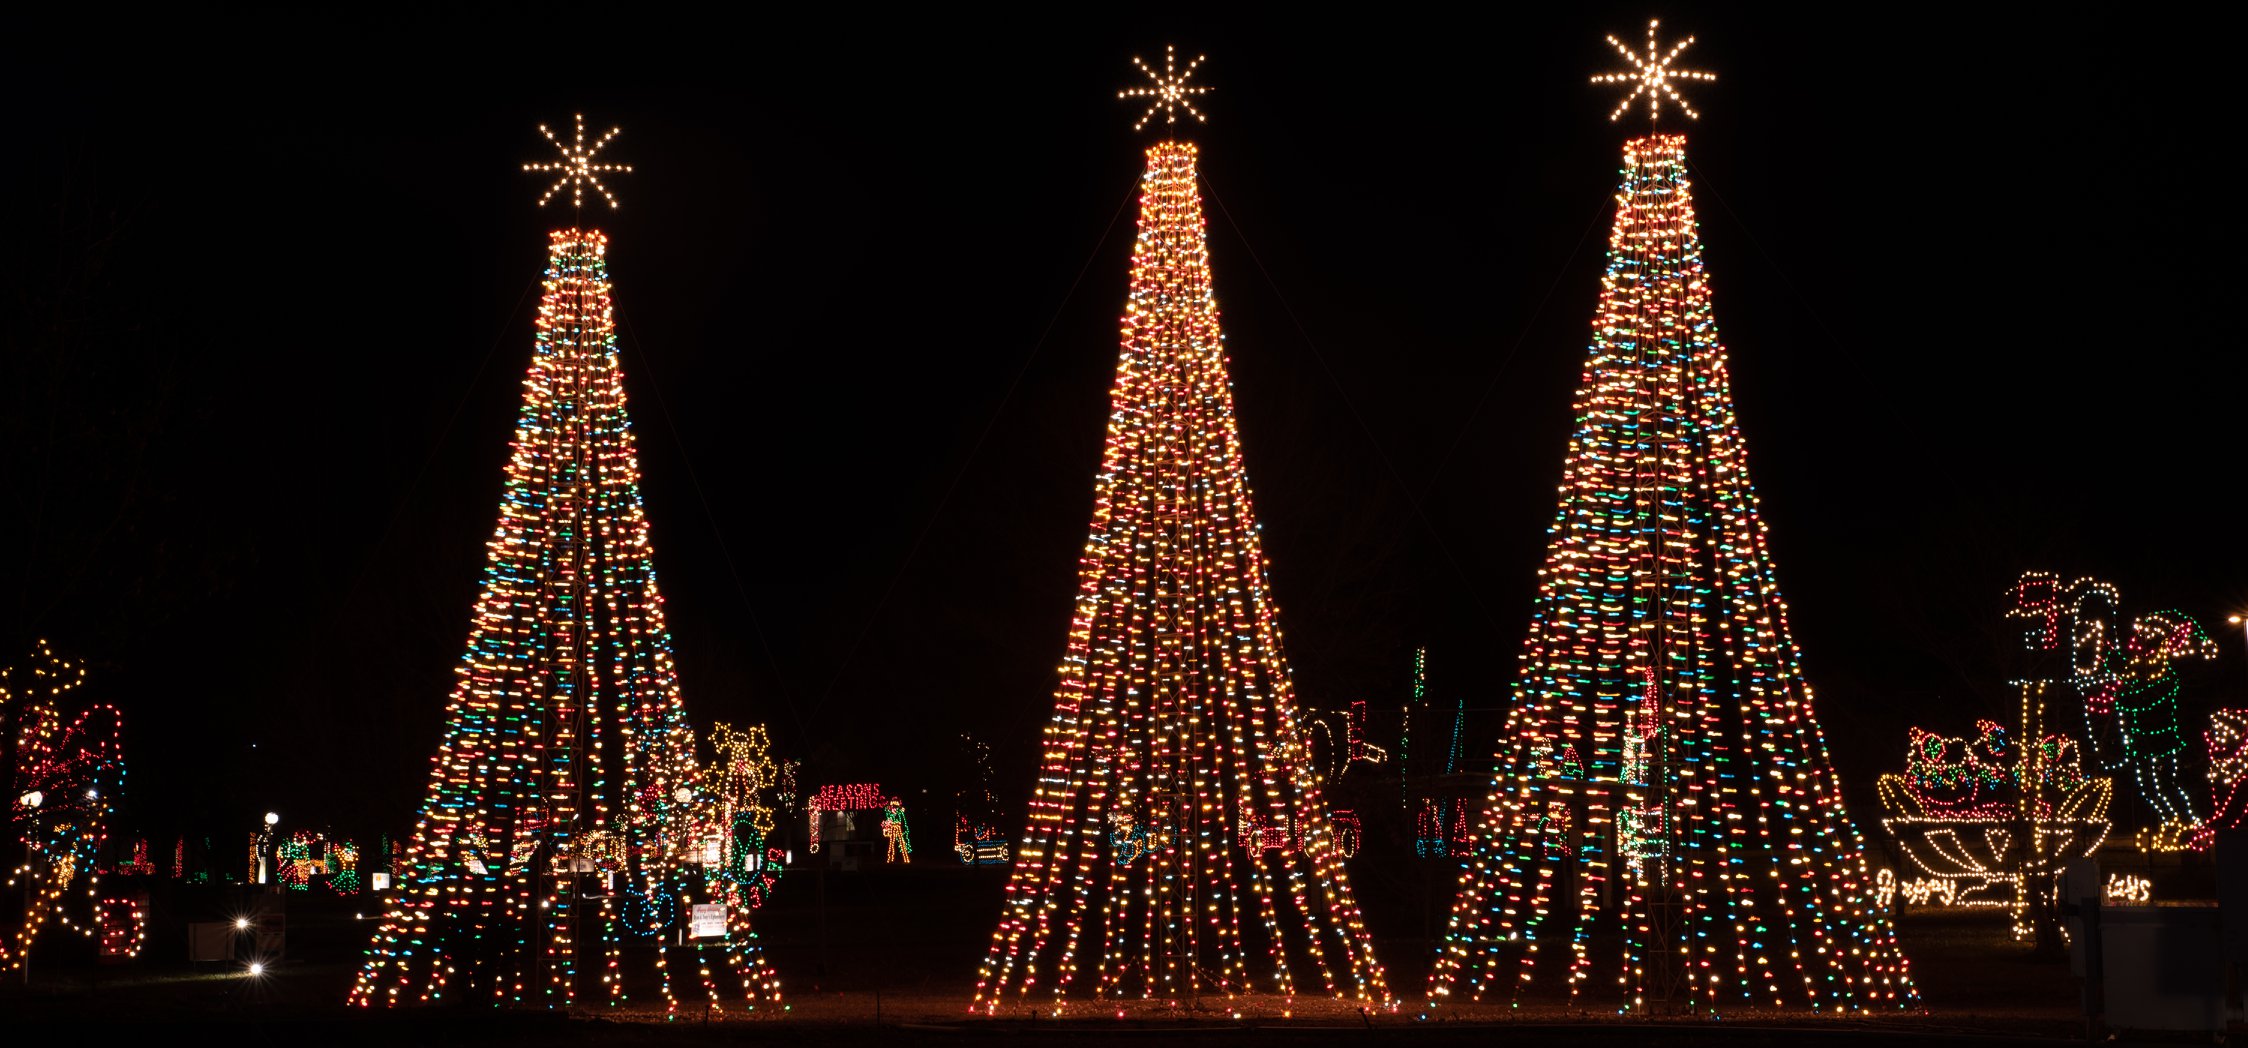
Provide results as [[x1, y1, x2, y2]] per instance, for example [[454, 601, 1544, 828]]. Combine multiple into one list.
[[523, 114, 632, 209], [1119, 44, 1212, 132], [1592, 19, 1715, 123]]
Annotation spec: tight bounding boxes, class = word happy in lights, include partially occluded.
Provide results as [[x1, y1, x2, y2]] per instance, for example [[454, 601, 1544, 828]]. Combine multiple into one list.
[[522, 113, 631, 209], [1118, 44, 1211, 131], [1592, 19, 1715, 123]]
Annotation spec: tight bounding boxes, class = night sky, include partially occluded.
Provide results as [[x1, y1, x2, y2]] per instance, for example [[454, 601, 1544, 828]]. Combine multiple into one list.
[[4, 8, 2239, 846]]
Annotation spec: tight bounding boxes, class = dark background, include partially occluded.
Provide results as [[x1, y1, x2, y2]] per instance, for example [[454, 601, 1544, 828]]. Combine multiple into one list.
[[3, 7, 2239, 848]]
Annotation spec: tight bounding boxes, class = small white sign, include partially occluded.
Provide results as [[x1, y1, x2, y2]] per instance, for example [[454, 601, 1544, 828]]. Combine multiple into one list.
[[700, 838, 722, 865], [688, 903, 727, 940], [371, 871, 392, 891]]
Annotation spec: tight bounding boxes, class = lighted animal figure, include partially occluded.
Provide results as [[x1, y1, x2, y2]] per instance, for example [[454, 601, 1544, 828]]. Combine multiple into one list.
[[881, 798, 911, 864]]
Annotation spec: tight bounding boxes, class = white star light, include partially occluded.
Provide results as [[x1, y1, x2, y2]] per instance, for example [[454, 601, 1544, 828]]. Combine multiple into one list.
[[1119, 45, 1212, 132], [522, 114, 632, 209], [1592, 20, 1715, 123]]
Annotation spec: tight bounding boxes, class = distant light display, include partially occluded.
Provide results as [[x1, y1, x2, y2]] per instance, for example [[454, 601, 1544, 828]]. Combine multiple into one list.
[[882, 799, 912, 864]]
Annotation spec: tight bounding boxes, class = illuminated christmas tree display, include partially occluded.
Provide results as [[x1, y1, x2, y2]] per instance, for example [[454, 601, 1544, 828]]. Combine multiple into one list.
[[3, 639, 130, 976], [351, 118, 780, 1013], [972, 48, 1387, 1016], [1427, 24, 1914, 1014]]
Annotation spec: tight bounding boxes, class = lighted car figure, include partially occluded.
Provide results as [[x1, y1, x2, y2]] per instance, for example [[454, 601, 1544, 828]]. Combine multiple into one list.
[[954, 817, 1010, 865]]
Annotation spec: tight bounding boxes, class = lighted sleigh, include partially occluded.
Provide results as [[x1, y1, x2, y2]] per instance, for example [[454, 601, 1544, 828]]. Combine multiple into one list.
[[1876, 721, 2112, 907]]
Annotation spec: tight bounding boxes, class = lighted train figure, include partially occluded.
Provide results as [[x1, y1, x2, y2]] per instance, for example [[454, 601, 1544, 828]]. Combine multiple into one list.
[[955, 816, 1010, 865]]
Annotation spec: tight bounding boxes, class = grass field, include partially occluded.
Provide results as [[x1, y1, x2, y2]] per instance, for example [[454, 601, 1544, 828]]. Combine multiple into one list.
[[0, 864, 2094, 1045]]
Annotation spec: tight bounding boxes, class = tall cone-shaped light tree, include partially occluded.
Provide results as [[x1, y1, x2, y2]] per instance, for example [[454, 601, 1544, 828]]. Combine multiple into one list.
[[1427, 25, 1915, 1015], [351, 119, 780, 1014], [972, 50, 1387, 1016]]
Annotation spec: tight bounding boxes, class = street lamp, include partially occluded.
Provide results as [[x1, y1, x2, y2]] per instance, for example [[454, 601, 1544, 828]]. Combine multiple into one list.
[[255, 812, 278, 886]]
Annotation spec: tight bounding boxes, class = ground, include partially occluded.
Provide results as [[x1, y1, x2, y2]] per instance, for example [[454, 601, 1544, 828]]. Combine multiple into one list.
[[1, 865, 2098, 1044]]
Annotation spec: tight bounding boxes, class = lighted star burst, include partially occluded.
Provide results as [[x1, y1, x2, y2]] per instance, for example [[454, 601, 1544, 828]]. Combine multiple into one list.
[[1592, 20, 1715, 123], [1118, 44, 1211, 132], [522, 114, 632, 209]]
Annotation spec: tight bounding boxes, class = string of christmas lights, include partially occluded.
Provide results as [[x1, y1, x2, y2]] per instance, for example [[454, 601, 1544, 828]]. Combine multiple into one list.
[[1876, 721, 2111, 921], [883, 799, 913, 864], [1426, 123, 1915, 1014], [971, 70, 1387, 1013], [2202, 709, 2248, 845], [3, 640, 130, 975], [349, 208, 779, 1012], [2011, 572, 2218, 850]]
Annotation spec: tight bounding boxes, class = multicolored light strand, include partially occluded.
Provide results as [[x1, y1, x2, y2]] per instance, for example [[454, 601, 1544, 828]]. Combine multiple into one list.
[[2202, 709, 2248, 844], [970, 115, 1387, 1015], [1426, 129, 1914, 1014], [3, 640, 129, 976], [882, 798, 913, 864], [1876, 719, 2111, 923], [2011, 572, 2219, 849], [349, 212, 778, 1014]]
